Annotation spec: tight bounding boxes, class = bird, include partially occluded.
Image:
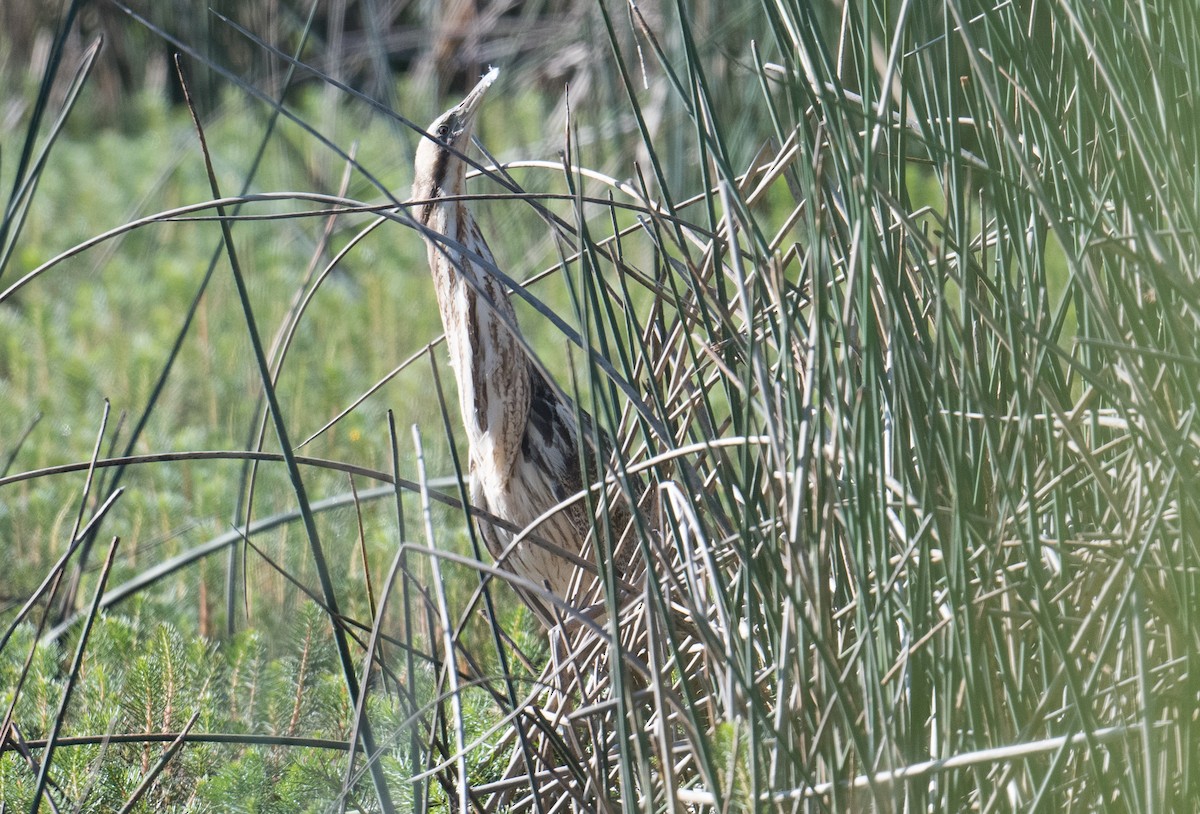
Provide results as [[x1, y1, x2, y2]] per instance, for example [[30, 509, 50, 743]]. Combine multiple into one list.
[[410, 68, 633, 627]]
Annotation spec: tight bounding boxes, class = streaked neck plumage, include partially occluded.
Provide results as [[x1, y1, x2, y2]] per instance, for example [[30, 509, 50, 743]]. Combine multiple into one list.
[[412, 75, 531, 488], [408, 71, 641, 623]]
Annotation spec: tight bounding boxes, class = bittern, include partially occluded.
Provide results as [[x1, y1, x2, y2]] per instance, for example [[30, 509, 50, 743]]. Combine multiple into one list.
[[411, 68, 630, 626]]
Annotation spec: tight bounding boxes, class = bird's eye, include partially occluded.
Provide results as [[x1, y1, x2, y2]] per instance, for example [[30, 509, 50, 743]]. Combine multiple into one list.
[[436, 117, 458, 142]]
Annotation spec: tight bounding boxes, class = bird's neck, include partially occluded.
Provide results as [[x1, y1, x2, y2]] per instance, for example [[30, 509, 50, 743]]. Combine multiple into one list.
[[423, 202, 531, 480]]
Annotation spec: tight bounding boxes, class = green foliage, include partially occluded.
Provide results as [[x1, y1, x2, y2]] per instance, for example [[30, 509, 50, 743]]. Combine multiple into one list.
[[0, 611, 379, 811], [2, 0, 1197, 811]]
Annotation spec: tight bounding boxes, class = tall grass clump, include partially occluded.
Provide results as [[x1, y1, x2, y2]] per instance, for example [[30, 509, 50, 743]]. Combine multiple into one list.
[[1, 0, 1196, 811]]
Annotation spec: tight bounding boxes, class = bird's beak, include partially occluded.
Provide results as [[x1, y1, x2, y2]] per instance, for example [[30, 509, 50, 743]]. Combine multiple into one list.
[[452, 66, 499, 138]]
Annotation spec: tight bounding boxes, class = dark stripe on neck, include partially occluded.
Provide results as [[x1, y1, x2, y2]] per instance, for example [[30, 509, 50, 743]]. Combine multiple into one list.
[[418, 147, 452, 224]]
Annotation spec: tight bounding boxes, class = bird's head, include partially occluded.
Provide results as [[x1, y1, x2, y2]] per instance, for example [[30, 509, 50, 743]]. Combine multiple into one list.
[[412, 67, 499, 218]]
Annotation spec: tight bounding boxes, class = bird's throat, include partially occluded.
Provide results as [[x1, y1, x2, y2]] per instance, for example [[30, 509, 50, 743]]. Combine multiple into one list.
[[425, 204, 532, 483]]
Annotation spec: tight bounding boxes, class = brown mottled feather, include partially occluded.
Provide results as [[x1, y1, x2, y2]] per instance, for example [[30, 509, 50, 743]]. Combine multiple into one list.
[[411, 71, 635, 627]]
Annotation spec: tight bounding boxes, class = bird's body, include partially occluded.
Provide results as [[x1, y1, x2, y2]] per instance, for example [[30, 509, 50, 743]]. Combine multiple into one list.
[[411, 69, 622, 623]]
